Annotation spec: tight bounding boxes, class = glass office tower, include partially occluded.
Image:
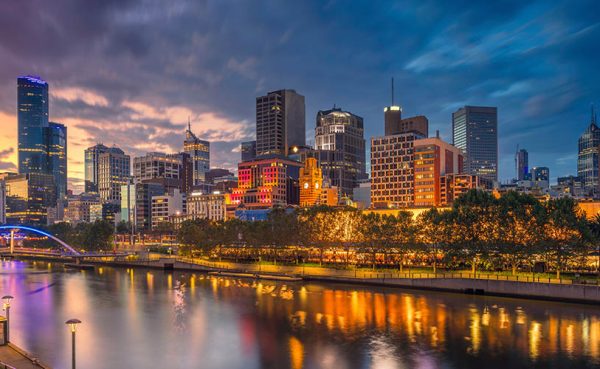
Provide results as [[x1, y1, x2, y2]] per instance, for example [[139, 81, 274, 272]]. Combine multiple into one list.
[[452, 106, 498, 182], [17, 76, 49, 174], [184, 122, 210, 184]]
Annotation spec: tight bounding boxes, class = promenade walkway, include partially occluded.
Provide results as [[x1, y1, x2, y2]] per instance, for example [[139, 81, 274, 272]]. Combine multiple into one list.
[[0, 344, 50, 369]]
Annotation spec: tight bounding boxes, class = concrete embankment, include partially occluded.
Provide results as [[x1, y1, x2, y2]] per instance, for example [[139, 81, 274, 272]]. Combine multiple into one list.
[[304, 275, 600, 305], [0, 343, 51, 369]]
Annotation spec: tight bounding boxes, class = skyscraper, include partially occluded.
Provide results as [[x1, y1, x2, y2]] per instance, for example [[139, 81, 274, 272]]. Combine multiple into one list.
[[241, 140, 257, 162], [530, 166, 550, 188], [452, 106, 498, 182], [315, 107, 366, 198], [17, 76, 49, 174], [98, 147, 131, 204], [17, 76, 67, 212], [183, 121, 210, 184], [133, 152, 185, 194], [577, 106, 600, 197], [48, 122, 67, 203], [255, 89, 305, 156], [515, 147, 529, 181]]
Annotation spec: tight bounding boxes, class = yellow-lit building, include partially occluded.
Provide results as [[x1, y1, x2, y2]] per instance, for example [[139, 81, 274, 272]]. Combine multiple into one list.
[[299, 158, 323, 206]]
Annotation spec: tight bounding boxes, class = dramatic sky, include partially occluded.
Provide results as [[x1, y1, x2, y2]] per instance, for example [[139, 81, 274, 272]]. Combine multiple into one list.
[[0, 0, 599, 193]]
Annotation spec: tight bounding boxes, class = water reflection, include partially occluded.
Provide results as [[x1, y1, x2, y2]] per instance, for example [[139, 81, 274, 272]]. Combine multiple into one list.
[[0, 260, 598, 369]]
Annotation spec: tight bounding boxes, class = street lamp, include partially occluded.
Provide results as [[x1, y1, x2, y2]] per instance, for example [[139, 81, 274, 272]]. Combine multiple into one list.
[[2, 295, 13, 342], [65, 319, 82, 369]]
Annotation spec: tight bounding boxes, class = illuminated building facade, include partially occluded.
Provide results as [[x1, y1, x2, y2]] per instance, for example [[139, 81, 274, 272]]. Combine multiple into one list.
[[315, 107, 366, 198], [299, 157, 323, 207], [85, 144, 126, 193], [184, 122, 210, 184], [413, 137, 463, 207], [577, 107, 600, 197], [440, 174, 492, 205], [3, 173, 56, 225], [64, 193, 102, 224], [133, 152, 187, 193], [256, 89, 305, 156], [531, 166, 550, 189], [98, 148, 131, 204], [230, 156, 302, 208], [452, 106, 498, 182], [17, 76, 49, 175], [371, 132, 425, 208], [17, 76, 66, 211], [151, 189, 185, 229], [186, 192, 227, 221]]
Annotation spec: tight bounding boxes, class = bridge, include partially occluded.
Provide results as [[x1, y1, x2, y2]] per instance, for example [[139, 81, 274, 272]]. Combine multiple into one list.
[[0, 225, 131, 260]]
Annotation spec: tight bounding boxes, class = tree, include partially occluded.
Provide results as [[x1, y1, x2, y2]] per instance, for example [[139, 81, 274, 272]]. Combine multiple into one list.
[[542, 197, 589, 278], [588, 214, 600, 278]]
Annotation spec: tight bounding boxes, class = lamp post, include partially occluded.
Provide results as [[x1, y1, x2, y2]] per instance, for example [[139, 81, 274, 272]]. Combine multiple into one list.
[[2, 295, 13, 342], [65, 319, 81, 369]]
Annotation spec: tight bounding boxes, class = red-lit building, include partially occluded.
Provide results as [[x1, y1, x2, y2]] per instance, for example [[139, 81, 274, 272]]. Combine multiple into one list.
[[230, 155, 302, 208]]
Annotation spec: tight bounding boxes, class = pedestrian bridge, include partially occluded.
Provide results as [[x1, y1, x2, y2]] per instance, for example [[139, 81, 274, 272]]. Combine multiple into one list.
[[0, 225, 81, 255]]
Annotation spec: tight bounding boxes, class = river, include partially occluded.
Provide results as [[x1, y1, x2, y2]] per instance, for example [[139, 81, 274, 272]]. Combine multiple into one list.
[[0, 260, 598, 368]]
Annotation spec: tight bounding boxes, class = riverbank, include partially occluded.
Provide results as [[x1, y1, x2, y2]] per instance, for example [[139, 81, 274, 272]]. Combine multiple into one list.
[[8, 255, 600, 305], [0, 343, 51, 369]]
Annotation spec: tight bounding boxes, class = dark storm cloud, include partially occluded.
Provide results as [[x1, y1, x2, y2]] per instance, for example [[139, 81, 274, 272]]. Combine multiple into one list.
[[0, 0, 599, 189]]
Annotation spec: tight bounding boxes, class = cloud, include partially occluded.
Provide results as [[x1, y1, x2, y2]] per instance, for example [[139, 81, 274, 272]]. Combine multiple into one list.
[[52, 87, 109, 107]]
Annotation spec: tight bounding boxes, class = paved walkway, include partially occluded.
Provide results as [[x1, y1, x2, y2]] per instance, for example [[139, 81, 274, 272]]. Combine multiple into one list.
[[0, 344, 50, 369]]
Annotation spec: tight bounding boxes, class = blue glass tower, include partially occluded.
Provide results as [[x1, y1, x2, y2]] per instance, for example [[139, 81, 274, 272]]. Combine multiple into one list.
[[17, 76, 49, 174], [48, 122, 67, 203]]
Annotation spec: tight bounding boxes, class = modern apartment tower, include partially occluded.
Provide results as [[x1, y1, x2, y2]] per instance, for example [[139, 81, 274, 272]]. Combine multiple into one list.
[[183, 121, 210, 184], [577, 106, 600, 197], [255, 89, 305, 156], [315, 107, 367, 198], [515, 147, 529, 181], [452, 106, 498, 182]]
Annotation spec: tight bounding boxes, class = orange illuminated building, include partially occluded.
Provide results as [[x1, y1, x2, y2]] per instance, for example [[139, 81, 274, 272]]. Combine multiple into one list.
[[299, 157, 322, 206], [413, 137, 463, 207], [440, 174, 492, 205], [230, 155, 302, 208]]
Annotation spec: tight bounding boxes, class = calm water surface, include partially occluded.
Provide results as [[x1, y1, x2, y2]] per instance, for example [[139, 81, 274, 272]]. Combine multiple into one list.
[[0, 260, 598, 369]]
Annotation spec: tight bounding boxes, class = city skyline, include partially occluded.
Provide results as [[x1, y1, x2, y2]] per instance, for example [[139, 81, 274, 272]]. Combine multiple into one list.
[[0, 1, 599, 193]]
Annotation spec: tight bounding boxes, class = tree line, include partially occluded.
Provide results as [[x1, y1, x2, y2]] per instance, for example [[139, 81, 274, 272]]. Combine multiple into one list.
[[177, 190, 600, 278]]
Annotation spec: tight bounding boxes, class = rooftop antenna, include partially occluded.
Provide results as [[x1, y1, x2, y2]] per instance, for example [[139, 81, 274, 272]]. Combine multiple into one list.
[[391, 77, 395, 106]]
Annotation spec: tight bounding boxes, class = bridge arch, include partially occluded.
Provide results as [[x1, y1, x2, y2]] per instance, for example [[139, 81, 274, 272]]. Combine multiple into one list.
[[0, 225, 81, 256]]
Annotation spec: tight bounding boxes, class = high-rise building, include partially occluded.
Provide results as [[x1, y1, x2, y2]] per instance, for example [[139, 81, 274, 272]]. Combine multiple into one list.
[[515, 147, 529, 181], [17, 76, 66, 210], [256, 89, 305, 156], [136, 182, 165, 230], [371, 132, 425, 208], [557, 175, 584, 197], [64, 192, 102, 224], [17, 76, 49, 175], [452, 106, 498, 182], [3, 173, 56, 225], [98, 147, 131, 204], [48, 122, 67, 203], [184, 121, 210, 184], [230, 155, 302, 208], [413, 137, 463, 207], [577, 107, 600, 197], [314, 107, 367, 198], [530, 166, 550, 189], [241, 140, 257, 162], [185, 192, 227, 222], [133, 152, 185, 193], [299, 157, 323, 207], [85, 144, 123, 193]]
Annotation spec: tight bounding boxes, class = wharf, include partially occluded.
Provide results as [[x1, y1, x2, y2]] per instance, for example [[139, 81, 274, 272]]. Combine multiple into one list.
[[0, 343, 51, 369]]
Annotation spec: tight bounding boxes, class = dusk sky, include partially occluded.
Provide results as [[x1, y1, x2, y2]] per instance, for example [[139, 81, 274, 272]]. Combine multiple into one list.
[[0, 0, 599, 193]]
